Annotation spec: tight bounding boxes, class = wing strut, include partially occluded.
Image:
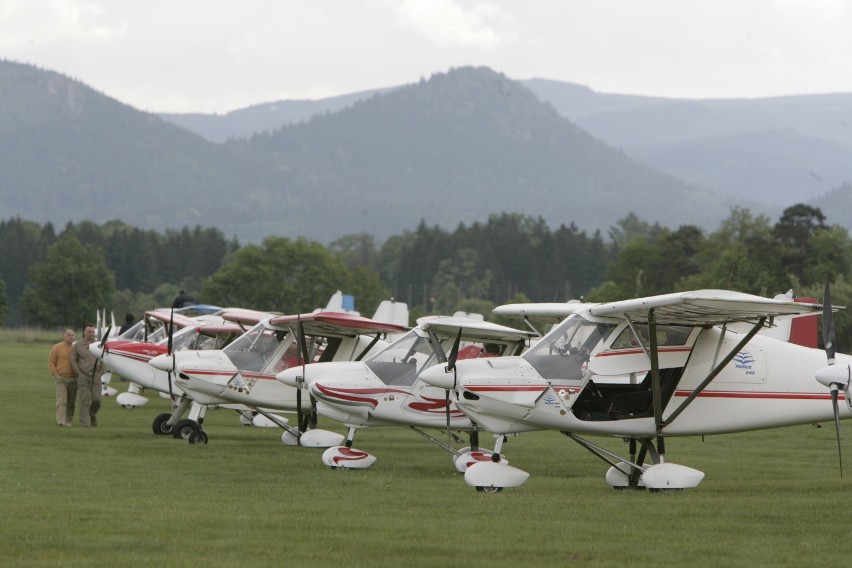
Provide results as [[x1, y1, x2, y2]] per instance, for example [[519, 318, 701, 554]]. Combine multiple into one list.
[[649, 309, 663, 431], [648, 310, 668, 461], [660, 316, 766, 428], [523, 317, 544, 338], [355, 334, 382, 361]]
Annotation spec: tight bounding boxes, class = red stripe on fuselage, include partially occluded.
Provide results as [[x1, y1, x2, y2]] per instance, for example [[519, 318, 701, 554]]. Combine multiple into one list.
[[465, 385, 548, 393], [674, 390, 842, 401], [595, 347, 692, 358]]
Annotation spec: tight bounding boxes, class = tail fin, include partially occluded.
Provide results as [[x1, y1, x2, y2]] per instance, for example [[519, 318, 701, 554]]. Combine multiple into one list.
[[761, 292, 818, 348], [788, 296, 818, 348], [372, 300, 409, 327]]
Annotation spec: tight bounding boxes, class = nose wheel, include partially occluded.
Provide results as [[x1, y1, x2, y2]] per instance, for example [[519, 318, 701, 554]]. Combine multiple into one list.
[[188, 430, 209, 445]]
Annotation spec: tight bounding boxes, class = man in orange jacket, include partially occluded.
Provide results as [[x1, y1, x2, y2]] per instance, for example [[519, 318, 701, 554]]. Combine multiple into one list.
[[48, 329, 77, 427]]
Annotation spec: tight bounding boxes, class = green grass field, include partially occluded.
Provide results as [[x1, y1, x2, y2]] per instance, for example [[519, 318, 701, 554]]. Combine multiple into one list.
[[2, 335, 851, 567]]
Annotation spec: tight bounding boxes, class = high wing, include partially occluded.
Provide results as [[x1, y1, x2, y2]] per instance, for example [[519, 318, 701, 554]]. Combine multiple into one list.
[[493, 301, 589, 325], [269, 311, 409, 336], [220, 308, 277, 327], [586, 289, 827, 326], [145, 309, 197, 328], [194, 322, 246, 335], [417, 316, 535, 343]]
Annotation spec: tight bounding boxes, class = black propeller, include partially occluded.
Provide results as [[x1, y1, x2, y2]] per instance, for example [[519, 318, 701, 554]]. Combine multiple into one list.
[[824, 277, 837, 363], [165, 304, 176, 399], [819, 277, 843, 477], [295, 316, 309, 435], [444, 329, 463, 461], [91, 326, 111, 392]]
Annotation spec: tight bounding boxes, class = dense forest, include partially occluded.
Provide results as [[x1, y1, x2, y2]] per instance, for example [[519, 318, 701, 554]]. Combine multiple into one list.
[[1, 203, 850, 350]]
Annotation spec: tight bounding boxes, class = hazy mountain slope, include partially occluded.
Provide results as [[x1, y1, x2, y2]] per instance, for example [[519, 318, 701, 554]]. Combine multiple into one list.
[[522, 79, 852, 205], [155, 74, 852, 226], [160, 88, 393, 143], [811, 183, 852, 228], [0, 60, 267, 234], [631, 128, 852, 203], [0, 61, 740, 243], [239, 67, 728, 238]]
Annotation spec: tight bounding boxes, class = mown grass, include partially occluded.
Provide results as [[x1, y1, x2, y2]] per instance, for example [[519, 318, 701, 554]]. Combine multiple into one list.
[[2, 333, 851, 567]]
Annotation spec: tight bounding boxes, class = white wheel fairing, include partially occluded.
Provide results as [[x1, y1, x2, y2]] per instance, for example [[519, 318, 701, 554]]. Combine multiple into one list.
[[116, 392, 148, 407], [454, 451, 508, 473], [605, 462, 646, 488], [282, 431, 300, 446], [321, 446, 377, 469], [299, 429, 345, 448], [463, 461, 529, 490], [251, 414, 283, 428], [640, 463, 704, 490]]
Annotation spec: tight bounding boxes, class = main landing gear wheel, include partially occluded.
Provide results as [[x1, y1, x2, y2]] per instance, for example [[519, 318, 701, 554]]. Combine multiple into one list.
[[188, 430, 209, 445], [172, 419, 199, 440], [475, 486, 503, 494], [152, 413, 173, 435]]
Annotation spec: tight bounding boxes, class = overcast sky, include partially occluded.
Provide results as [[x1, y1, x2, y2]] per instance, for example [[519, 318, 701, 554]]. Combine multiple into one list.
[[2, 0, 851, 114]]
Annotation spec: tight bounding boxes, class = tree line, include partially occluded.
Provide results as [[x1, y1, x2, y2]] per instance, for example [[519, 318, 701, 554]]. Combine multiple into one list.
[[1, 204, 850, 351]]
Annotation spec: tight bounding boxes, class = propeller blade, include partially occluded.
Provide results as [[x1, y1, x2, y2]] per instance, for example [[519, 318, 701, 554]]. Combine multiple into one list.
[[824, 276, 837, 363], [818, 277, 846, 478], [445, 388, 452, 460], [90, 326, 110, 391], [167, 368, 174, 400], [446, 328, 462, 372], [296, 315, 306, 434], [99, 326, 112, 348], [443, 330, 463, 464], [167, 307, 175, 355], [831, 386, 843, 478]]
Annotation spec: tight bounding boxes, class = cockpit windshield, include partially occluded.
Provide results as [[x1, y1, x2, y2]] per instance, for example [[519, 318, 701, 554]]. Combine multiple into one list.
[[223, 324, 289, 372], [170, 328, 199, 351], [118, 320, 146, 341], [365, 331, 439, 386], [524, 315, 615, 381]]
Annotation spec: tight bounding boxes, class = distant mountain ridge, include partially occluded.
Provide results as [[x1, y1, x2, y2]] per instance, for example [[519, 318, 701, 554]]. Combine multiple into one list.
[[232, 67, 729, 238], [528, 78, 852, 207], [2, 59, 849, 243], [159, 74, 852, 229], [159, 87, 394, 143]]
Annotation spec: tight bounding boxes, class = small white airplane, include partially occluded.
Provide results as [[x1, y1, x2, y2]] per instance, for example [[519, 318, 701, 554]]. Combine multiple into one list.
[[90, 308, 270, 431], [418, 288, 850, 492], [276, 315, 535, 470], [92, 308, 203, 402], [149, 305, 409, 446]]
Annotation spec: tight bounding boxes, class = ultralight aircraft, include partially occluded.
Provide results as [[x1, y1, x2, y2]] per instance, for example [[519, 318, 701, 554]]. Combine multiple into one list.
[[149, 304, 409, 446], [90, 308, 270, 432], [418, 288, 850, 492], [276, 315, 535, 469]]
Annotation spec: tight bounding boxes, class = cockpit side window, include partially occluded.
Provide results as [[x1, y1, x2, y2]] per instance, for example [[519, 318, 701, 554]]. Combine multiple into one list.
[[610, 324, 692, 350], [224, 325, 289, 372], [366, 331, 438, 386], [524, 317, 615, 381]]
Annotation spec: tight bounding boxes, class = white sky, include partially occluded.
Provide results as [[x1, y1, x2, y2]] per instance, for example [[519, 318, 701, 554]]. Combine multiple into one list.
[[2, 0, 851, 113]]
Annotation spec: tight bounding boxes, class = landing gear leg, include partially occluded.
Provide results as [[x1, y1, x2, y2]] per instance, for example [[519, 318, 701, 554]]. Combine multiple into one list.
[[470, 428, 480, 452], [490, 434, 506, 463]]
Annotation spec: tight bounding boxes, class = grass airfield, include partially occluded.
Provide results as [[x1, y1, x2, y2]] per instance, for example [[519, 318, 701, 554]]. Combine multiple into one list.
[[2, 337, 851, 567]]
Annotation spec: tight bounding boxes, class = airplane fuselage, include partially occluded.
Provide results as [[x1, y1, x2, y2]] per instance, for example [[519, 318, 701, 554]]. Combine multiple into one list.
[[431, 317, 850, 438], [95, 340, 187, 395], [301, 361, 472, 429]]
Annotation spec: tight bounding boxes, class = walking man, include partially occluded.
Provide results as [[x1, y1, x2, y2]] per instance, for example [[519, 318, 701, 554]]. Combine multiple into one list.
[[72, 323, 103, 427], [48, 329, 77, 427]]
